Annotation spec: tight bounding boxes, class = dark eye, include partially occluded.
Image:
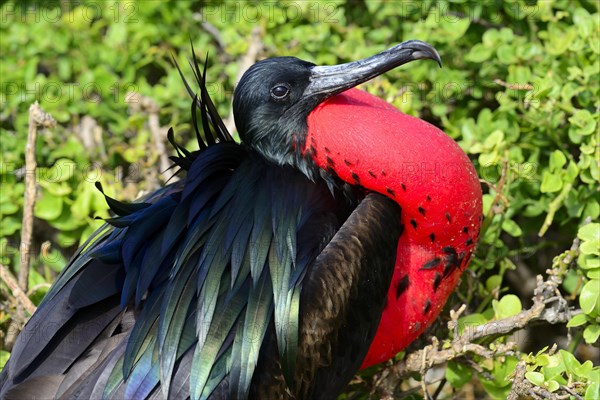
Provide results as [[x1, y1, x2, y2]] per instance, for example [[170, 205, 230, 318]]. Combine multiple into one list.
[[270, 84, 290, 101]]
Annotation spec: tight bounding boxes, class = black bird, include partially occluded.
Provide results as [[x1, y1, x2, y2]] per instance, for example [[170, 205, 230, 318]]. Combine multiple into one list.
[[1, 40, 481, 399]]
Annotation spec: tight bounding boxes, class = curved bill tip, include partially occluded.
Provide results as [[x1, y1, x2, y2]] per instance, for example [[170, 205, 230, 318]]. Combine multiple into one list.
[[398, 40, 442, 68], [305, 40, 443, 101]]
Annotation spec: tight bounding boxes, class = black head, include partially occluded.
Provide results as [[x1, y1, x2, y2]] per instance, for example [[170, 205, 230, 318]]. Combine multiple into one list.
[[233, 57, 317, 170], [232, 41, 442, 177]]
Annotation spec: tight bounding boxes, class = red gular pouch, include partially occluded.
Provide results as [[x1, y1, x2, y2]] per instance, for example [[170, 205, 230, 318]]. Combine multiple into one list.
[[306, 88, 482, 368]]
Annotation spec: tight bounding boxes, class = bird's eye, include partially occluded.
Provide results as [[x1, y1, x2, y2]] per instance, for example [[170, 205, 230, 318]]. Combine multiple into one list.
[[270, 84, 290, 101]]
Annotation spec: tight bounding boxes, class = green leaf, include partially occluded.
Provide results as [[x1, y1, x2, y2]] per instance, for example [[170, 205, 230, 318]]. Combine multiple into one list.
[[564, 161, 579, 182], [580, 280, 600, 314], [583, 324, 600, 344], [439, 18, 470, 42], [546, 24, 576, 55], [569, 109, 597, 136], [42, 247, 67, 273], [0, 217, 21, 236], [579, 255, 600, 270], [560, 350, 582, 375], [479, 151, 499, 167], [0, 350, 9, 370], [536, 354, 551, 367], [484, 130, 505, 149], [502, 219, 523, 237], [525, 371, 545, 386], [50, 158, 77, 182], [34, 191, 64, 221], [563, 270, 581, 294], [581, 241, 600, 256], [479, 356, 518, 399], [543, 354, 561, 369], [567, 313, 588, 328], [542, 359, 568, 385], [497, 44, 517, 64], [493, 294, 522, 319], [70, 183, 94, 220], [574, 360, 594, 377], [586, 382, 599, 400], [578, 223, 600, 242], [486, 274, 502, 292], [46, 206, 85, 231], [540, 171, 563, 193], [446, 360, 473, 388], [466, 43, 493, 63], [37, 180, 72, 196], [546, 379, 560, 392], [0, 201, 19, 216], [482, 194, 495, 215], [583, 200, 600, 220], [586, 268, 600, 280], [549, 150, 567, 172]]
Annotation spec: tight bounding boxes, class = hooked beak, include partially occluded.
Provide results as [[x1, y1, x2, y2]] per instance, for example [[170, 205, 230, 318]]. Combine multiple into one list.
[[305, 40, 441, 101]]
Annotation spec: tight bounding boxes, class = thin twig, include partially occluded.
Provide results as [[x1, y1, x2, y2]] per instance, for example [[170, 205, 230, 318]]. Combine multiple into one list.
[[560, 384, 585, 400], [0, 264, 36, 315], [143, 96, 171, 175], [18, 102, 56, 322], [494, 79, 534, 91], [394, 277, 574, 377], [27, 282, 52, 296], [539, 182, 573, 237], [507, 360, 527, 400], [479, 158, 509, 234]]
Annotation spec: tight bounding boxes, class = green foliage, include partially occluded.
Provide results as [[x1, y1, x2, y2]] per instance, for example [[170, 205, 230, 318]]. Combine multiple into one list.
[[479, 356, 519, 399], [571, 222, 600, 346], [446, 360, 473, 389], [0, 350, 8, 371], [521, 348, 600, 399], [0, 0, 598, 398], [492, 294, 522, 319]]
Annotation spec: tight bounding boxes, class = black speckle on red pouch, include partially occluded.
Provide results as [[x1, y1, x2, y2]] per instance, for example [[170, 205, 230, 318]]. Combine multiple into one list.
[[395, 275, 410, 299], [421, 257, 441, 270], [423, 299, 431, 314], [433, 272, 442, 292], [443, 246, 457, 256], [443, 261, 456, 279]]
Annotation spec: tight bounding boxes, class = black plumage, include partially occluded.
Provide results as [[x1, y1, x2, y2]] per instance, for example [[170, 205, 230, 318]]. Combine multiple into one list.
[[0, 49, 405, 399]]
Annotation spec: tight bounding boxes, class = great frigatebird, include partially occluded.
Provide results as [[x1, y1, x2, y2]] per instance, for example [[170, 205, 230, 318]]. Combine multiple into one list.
[[0, 40, 482, 399]]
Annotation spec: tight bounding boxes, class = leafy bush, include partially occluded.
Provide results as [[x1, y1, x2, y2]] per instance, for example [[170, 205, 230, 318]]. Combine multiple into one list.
[[1, 1, 598, 398]]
